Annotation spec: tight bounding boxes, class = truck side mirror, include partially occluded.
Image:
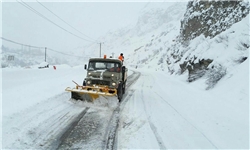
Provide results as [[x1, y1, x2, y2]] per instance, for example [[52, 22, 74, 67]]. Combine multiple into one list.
[[84, 64, 87, 70]]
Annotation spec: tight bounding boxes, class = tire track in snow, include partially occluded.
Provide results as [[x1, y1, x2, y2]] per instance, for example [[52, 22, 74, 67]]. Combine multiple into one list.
[[5, 93, 71, 130], [32, 106, 77, 145], [56, 107, 90, 149], [105, 89, 136, 150], [2, 92, 86, 149], [25, 94, 87, 148], [140, 79, 167, 150], [154, 91, 218, 149], [104, 71, 140, 150], [104, 106, 120, 150]]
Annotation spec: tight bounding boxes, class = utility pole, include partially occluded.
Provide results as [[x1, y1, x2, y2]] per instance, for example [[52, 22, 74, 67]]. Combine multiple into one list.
[[45, 47, 47, 62], [99, 43, 101, 57]]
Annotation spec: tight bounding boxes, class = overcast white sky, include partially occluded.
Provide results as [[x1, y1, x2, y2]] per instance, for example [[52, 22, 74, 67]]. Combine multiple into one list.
[[2, 1, 150, 53]]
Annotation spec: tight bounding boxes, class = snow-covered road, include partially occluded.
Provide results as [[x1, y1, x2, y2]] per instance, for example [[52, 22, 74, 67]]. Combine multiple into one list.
[[1, 61, 249, 149], [118, 61, 249, 149], [2, 65, 140, 149]]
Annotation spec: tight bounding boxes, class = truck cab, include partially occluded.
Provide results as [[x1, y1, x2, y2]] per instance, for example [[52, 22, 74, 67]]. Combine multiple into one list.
[[83, 57, 127, 101]]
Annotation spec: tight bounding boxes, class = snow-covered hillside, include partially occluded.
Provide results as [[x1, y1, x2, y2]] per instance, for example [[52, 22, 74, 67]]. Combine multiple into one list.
[[98, 2, 188, 65], [96, 1, 249, 90]]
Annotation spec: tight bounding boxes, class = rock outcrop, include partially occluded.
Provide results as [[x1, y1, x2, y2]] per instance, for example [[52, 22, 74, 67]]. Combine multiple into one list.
[[180, 0, 250, 42]]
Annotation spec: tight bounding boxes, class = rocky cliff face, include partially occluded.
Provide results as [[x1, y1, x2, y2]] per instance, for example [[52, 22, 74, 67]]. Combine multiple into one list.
[[180, 0, 249, 42], [168, 0, 250, 84]]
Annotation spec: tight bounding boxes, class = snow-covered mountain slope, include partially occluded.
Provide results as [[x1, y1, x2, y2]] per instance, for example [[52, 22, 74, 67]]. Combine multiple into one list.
[[96, 1, 249, 89], [98, 2, 187, 63]]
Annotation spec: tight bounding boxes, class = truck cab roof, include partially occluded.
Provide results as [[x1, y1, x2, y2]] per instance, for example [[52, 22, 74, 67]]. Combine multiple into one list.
[[89, 58, 122, 64]]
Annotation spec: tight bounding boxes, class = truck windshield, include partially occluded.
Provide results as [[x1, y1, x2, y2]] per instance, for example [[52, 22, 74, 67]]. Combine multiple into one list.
[[88, 61, 121, 72]]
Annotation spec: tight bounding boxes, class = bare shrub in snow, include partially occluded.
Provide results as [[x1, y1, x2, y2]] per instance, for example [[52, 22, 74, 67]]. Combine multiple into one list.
[[140, 58, 148, 64], [235, 56, 248, 64], [206, 65, 227, 90], [215, 35, 229, 43], [188, 69, 206, 82], [158, 57, 163, 65], [1, 62, 9, 68], [237, 40, 250, 51]]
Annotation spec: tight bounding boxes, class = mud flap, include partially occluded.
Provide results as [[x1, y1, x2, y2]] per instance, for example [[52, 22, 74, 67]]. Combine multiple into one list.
[[117, 83, 123, 102]]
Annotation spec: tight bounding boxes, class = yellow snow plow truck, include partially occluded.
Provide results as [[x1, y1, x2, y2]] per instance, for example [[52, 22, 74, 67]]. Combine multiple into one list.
[[66, 56, 128, 102]]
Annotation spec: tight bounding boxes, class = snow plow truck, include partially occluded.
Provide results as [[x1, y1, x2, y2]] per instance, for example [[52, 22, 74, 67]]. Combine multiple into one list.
[[66, 56, 128, 102]]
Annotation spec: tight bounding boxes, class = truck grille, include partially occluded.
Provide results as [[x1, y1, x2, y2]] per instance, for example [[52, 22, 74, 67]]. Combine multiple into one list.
[[92, 75, 100, 78], [92, 80, 110, 86]]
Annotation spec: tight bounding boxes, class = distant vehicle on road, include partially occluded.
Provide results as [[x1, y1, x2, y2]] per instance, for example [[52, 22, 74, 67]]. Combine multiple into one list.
[[38, 62, 49, 69]]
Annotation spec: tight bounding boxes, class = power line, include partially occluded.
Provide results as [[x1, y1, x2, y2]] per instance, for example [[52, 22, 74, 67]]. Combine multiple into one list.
[[47, 48, 84, 58], [16, 0, 96, 43], [36, 0, 98, 42], [1, 37, 85, 58], [1, 37, 43, 49]]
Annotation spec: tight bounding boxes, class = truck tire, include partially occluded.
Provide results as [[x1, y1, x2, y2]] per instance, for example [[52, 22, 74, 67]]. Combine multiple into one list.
[[122, 81, 126, 94], [83, 80, 86, 86], [117, 83, 123, 102]]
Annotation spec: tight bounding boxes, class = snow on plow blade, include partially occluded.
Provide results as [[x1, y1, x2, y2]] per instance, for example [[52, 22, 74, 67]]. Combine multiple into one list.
[[65, 85, 117, 102]]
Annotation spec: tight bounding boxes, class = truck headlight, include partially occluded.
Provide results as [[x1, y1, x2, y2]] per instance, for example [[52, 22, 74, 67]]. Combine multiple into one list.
[[88, 73, 91, 75], [87, 81, 91, 84], [112, 82, 116, 86], [111, 74, 114, 76]]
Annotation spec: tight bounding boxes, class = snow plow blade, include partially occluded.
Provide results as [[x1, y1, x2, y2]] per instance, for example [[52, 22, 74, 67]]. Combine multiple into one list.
[[65, 85, 117, 102]]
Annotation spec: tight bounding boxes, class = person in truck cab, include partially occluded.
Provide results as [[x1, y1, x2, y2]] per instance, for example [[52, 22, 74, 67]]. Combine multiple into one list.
[[108, 63, 121, 72]]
